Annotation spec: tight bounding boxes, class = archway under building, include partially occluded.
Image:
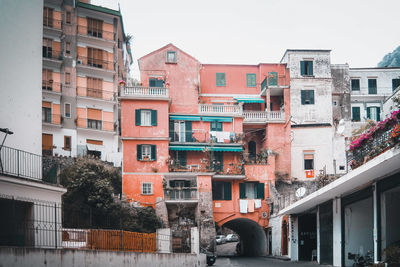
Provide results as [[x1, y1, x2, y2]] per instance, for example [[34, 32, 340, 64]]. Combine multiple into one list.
[[222, 218, 267, 256]]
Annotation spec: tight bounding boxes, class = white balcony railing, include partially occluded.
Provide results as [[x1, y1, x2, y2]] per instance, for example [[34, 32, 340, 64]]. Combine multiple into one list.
[[122, 86, 168, 98], [198, 104, 242, 115], [243, 111, 285, 123]]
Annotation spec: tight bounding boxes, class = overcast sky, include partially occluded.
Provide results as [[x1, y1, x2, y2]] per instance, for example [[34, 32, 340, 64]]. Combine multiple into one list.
[[92, 0, 400, 78]]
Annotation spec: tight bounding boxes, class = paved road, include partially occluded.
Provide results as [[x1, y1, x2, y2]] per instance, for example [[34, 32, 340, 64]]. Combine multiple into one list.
[[213, 257, 321, 267], [216, 241, 237, 257]]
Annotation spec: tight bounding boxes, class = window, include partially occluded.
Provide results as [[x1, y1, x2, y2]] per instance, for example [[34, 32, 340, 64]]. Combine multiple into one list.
[[352, 106, 360, 122], [42, 69, 53, 90], [246, 73, 256, 87], [300, 60, 313, 76], [66, 11, 71, 24], [212, 181, 232, 200], [210, 121, 223, 132], [65, 72, 70, 84], [211, 152, 223, 171], [301, 90, 315, 105], [64, 103, 71, 118], [239, 182, 264, 199], [368, 79, 377, 94], [142, 183, 153, 195], [87, 47, 104, 68], [87, 108, 102, 129], [43, 7, 53, 27], [173, 151, 187, 167], [64, 136, 71, 151], [171, 121, 192, 142], [135, 109, 157, 126], [367, 106, 380, 121], [87, 77, 103, 98], [137, 144, 156, 161], [216, 73, 226, 86], [351, 79, 360, 91], [65, 42, 71, 55], [149, 78, 164, 87], [304, 152, 314, 170], [87, 18, 103, 38], [87, 119, 102, 129], [42, 107, 52, 123], [392, 79, 400, 91], [166, 51, 177, 63], [42, 38, 53, 59], [268, 72, 278, 86]]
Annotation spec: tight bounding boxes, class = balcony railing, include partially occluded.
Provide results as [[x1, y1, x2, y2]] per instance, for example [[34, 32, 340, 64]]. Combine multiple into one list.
[[76, 87, 114, 101], [43, 50, 63, 61], [42, 112, 61, 125], [77, 25, 115, 41], [0, 146, 42, 180], [169, 130, 243, 144], [243, 111, 285, 122], [261, 75, 289, 91], [76, 118, 114, 132], [198, 104, 242, 115], [43, 17, 62, 29], [42, 81, 61, 93], [348, 109, 400, 169], [164, 188, 198, 201], [168, 160, 244, 175], [122, 86, 169, 98], [76, 56, 113, 70]]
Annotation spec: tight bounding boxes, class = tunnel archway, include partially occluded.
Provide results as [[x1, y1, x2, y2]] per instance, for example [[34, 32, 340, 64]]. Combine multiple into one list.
[[223, 218, 267, 256]]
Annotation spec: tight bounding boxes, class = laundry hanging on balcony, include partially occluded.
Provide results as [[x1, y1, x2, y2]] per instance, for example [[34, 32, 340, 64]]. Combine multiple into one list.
[[239, 199, 248, 213]]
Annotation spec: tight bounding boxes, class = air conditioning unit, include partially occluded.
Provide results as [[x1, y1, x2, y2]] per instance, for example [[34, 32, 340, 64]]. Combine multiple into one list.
[[77, 59, 83, 64]]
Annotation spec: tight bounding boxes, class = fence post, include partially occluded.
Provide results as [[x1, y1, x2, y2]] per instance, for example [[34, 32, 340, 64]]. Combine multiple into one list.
[[17, 149, 20, 177], [55, 203, 57, 249], [142, 234, 144, 252], [121, 230, 123, 251]]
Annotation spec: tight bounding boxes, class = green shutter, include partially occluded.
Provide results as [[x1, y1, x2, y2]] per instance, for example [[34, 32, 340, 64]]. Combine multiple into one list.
[[135, 109, 141, 125], [151, 145, 156, 161], [170, 180, 175, 187], [224, 182, 231, 200], [179, 151, 187, 167], [169, 121, 174, 140], [257, 183, 265, 199], [352, 107, 360, 121], [151, 110, 157, 126], [217, 122, 223, 132], [247, 73, 256, 87], [367, 107, 371, 119], [268, 72, 278, 86], [149, 79, 156, 87], [300, 61, 305, 76], [377, 107, 380, 121], [239, 183, 246, 199], [310, 90, 315, 104], [368, 79, 377, 94], [137, 145, 142, 160], [185, 121, 192, 142], [308, 61, 313, 76], [216, 73, 226, 86], [301, 90, 306, 104]]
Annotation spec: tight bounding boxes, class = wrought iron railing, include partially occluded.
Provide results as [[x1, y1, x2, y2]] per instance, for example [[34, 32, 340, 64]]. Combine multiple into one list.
[[42, 112, 61, 125], [42, 81, 62, 93], [43, 17, 62, 29], [76, 87, 114, 101], [0, 146, 42, 180], [43, 49, 63, 61], [76, 56, 113, 70], [77, 25, 115, 41], [76, 118, 115, 131], [164, 188, 198, 201]]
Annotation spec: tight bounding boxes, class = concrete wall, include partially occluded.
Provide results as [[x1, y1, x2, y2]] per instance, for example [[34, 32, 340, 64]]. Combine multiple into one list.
[[0, 247, 207, 267], [0, 0, 43, 154], [269, 215, 283, 256]]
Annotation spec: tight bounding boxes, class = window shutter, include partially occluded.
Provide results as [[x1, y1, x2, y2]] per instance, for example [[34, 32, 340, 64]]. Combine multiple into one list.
[[169, 121, 174, 140], [224, 182, 232, 200], [179, 151, 187, 167], [135, 110, 141, 125], [170, 180, 175, 187], [184, 180, 190, 187], [301, 90, 306, 104], [239, 183, 246, 199], [367, 107, 371, 119], [310, 90, 315, 104], [217, 122, 223, 132], [149, 79, 156, 87], [300, 61, 305, 75], [376, 107, 381, 121], [308, 61, 313, 76], [151, 110, 157, 126], [352, 107, 360, 121], [257, 183, 265, 199], [185, 121, 192, 142], [151, 145, 156, 161], [137, 145, 142, 160]]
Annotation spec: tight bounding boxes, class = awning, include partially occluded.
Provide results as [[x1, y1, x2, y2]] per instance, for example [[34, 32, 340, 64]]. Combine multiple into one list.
[[170, 115, 201, 121], [208, 146, 242, 152], [202, 116, 233, 122], [235, 98, 264, 103], [169, 146, 205, 151], [86, 144, 103, 151]]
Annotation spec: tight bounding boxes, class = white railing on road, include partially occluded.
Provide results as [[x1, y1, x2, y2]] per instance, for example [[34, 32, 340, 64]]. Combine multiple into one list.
[[198, 104, 242, 115], [122, 86, 168, 97]]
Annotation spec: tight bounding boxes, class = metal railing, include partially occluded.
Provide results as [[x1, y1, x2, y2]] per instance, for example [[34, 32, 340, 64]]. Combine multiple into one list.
[[77, 25, 115, 41], [169, 130, 243, 144], [122, 86, 169, 98], [0, 146, 42, 180], [261, 75, 289, 91], [76, 118, 115, 131], [42, 112, 61, 125], [76, 87, 114, 101], [42, 81, 62, 93], [198, 104, 242, 115], [43, 50, 63, 61], [243, 110, 285, 122], [164, 188, 198, 201], [76, 56, 113, 70], [43, 17, 62, 29]]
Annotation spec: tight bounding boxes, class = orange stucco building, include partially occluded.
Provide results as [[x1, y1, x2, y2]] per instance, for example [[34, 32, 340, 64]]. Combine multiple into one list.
[[120, 44, 291, 255]]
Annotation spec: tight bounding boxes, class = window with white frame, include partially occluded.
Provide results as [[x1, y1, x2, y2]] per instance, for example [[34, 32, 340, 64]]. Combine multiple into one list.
[[141, 110, 151, 126], [304, 152, 314, 170], [142, 145, 151, 159], [142, 183, 153, 195]]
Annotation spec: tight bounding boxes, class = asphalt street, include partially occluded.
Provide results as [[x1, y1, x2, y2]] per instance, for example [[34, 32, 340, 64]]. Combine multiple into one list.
[[213, 257, 321, 267]]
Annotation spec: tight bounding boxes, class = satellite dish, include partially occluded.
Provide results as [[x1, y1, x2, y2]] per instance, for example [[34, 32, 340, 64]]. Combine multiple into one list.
[[295, 187, 306, 198]]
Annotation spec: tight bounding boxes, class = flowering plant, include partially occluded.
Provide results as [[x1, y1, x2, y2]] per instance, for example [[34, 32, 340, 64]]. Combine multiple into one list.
[[118, 80, 126, 86], [390, 124, 400, 141]]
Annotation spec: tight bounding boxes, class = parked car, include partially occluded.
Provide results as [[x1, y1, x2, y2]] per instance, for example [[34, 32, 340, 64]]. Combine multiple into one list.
[[226, 234, 239, 242], [216, 235, 226, 244]]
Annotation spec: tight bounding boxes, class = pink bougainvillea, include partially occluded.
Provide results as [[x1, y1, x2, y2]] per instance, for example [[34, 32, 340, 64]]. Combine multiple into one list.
[[349, 108, 400, 151]]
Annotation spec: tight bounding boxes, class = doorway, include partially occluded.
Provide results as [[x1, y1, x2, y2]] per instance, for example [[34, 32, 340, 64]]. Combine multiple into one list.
[[248, 141, 256, 163], [282, 219, 289, 255], [298, 214, 317, 261]]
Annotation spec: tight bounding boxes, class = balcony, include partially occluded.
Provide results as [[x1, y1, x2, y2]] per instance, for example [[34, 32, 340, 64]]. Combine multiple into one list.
[[261, 75, 289, 90], [0, 146, 42, 181], [169, 129, 243, 144], [77, 25, 115, 41], [168, 159, 244, 175], [121, 86, 169, 99], [76, 87, 114, 101], [164, 188, 198, 203], [42, 111, 61, 126], [42, 81, 61, 93], [43, 17, 62, 30], [348, 109, 400, 169], [76, 118, 115, 132], [198, 104, 242, 116], [43, 50, 63, 61], [76, 56, 113, 71], [243, 111, 285, 123]]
